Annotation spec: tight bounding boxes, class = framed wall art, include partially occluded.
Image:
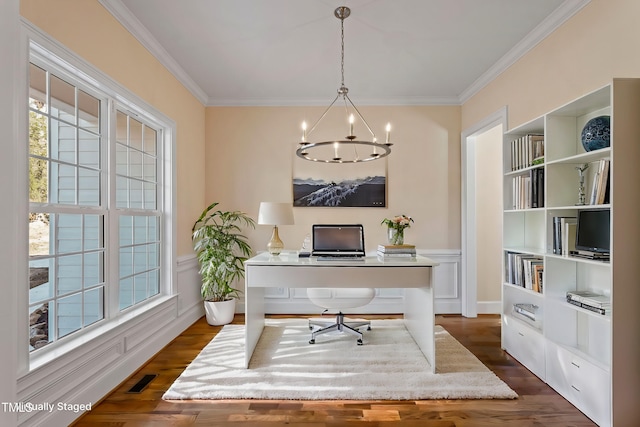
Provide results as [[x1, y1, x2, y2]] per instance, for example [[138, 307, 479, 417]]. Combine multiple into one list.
[[292, 146, 386, 207]]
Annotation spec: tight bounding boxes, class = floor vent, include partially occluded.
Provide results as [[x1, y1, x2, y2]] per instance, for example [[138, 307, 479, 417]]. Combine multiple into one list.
[[127, 374, 158, 393]]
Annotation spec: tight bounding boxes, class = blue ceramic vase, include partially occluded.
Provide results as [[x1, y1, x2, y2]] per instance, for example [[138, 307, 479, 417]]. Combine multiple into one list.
[[581, 115, 610, 152]]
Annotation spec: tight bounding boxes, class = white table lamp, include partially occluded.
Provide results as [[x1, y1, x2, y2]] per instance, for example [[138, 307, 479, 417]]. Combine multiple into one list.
[[257, 202, 294, 255]]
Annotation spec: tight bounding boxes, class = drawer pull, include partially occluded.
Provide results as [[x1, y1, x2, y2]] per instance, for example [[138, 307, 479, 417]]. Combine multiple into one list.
[[571, 361, 581, 368], [571, 385, 581, 392]]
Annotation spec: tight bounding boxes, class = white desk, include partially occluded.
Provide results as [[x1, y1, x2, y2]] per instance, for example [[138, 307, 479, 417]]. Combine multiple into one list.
[[244, 251, 439, 371]]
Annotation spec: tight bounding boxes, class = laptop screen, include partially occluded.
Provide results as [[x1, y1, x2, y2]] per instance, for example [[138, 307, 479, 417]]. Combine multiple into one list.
[[312, 224, 365, 256]]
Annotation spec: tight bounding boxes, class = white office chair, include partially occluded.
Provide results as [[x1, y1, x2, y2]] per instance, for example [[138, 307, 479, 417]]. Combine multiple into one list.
[[307, 288, 375, 345]]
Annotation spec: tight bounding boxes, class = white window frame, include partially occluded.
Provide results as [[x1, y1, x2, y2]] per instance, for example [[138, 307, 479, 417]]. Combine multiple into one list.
[[22, 29, 176, 372]]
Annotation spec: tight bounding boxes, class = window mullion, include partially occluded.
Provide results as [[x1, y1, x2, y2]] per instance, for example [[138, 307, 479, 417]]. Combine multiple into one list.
[[106, 99, 120, 320]]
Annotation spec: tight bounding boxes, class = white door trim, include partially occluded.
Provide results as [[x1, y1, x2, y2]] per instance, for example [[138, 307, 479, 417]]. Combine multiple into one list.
[[460, 107, 507, 317]]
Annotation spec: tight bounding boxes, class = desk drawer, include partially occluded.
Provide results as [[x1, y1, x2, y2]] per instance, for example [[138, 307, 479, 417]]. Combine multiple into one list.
[[545, 341, 610, 427], [246, 265, 430, 288], [502, 315, 545, 379]]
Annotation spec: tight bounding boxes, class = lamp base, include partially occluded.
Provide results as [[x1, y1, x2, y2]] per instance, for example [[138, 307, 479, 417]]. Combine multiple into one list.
[[267, 225, 284, 256]]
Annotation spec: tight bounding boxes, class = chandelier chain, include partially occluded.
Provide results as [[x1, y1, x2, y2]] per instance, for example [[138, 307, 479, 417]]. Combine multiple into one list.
[[340, 15, 345, 88]]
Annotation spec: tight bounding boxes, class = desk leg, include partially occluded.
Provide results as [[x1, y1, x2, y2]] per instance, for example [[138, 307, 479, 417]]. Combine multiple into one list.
[[244, 286, 265, 368], [404, 274, 435, 373]]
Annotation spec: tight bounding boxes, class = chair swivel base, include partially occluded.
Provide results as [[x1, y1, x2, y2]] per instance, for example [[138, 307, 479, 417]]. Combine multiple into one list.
[[308, 312, 371, 345]]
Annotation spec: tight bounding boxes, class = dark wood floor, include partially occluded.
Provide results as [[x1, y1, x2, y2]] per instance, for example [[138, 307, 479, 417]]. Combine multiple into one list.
[[73, 314, 597, 426]]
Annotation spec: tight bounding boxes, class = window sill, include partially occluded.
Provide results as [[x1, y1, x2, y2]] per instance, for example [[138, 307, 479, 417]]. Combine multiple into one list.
[[26, 294, 177, 374]]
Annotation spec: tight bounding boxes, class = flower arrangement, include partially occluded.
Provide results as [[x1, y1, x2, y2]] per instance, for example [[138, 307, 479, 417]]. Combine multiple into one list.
[[381, 215, 414, 245]]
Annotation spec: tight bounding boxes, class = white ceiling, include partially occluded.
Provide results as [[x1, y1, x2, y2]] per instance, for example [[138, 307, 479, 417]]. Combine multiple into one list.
[[102, 0, 589, 106]]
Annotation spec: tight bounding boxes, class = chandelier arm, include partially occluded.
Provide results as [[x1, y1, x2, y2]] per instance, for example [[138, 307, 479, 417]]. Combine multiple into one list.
[[344, 93, 377, 140], [306, 93, 342, 138]]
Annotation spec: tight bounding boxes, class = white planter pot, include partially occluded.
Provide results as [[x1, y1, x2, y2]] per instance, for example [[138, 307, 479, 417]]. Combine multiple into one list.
[[204, 298, 236, 326]]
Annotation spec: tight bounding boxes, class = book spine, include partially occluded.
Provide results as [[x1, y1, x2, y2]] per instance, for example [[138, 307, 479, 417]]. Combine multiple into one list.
[[377, 252, 416, 258], [514, 307, 536, 321], [566, 297, 607, 314]]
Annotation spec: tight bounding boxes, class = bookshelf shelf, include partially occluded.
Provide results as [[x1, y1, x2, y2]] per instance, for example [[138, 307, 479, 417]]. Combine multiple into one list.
[[501, 80, 640, 427]]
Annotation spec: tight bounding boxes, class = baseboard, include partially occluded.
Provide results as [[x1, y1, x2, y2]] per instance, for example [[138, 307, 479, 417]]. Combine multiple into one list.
[[476, 300, 501, 314]]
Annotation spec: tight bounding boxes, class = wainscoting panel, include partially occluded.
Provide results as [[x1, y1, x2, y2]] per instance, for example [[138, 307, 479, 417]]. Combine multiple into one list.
[[16, 257, 203, 427]]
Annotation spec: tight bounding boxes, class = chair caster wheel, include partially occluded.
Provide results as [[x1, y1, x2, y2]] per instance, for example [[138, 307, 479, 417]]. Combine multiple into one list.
[[309, 339, 315, 344], [357, 339, 363, 345], [367, 326, 372, 331]]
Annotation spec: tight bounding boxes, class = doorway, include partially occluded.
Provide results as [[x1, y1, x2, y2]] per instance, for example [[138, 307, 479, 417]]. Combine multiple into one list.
[[460, 108, 507, 317]]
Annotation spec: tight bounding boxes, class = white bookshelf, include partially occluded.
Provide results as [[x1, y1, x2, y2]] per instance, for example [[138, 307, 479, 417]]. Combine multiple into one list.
[[501, 80, 640, 427]]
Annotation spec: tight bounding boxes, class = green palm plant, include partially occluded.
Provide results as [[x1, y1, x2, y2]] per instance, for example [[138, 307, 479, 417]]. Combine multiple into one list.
[[192, 202, 255, 302]]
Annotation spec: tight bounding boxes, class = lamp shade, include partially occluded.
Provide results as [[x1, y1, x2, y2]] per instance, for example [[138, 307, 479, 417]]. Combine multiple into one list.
[[258, 202, 294, 225]]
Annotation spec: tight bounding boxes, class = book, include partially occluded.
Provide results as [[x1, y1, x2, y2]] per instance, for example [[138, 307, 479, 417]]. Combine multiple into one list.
[[553, 216, 576, 254], [566, 290, 611, 308], [509, 134, 544, 171], [377, 252, 416, 258], [533, 264, 543, 293], [513, 303, 539, 321], [504, 251, 543, 291], [566, 298, 608, 315], [377, 244, 416, 253], [596, 159, 610, 205], [561, 220, 577, 256]]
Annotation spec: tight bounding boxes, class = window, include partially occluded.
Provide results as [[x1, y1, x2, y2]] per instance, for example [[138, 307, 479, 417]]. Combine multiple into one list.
[[28, 49, 167, 353], [115, 111, 161, 310]]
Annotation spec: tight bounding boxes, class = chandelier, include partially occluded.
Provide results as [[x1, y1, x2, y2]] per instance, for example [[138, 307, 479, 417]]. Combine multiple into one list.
[[296, 6, 393, 164]]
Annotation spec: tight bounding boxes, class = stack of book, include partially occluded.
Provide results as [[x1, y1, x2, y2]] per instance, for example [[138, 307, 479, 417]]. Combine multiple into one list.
[[513, 303, 539, 322], [377, 244, 416, 258], [511, 167, 544, 210], [552, 216, 577, 255], [504, 251, 544, 293], [510, 134, 544, 171], [566, 290, 610, 315]]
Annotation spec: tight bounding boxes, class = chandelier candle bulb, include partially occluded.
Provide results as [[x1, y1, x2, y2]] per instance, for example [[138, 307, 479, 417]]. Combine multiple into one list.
[[301, 121, 307, 142], [349, 114, 354, 136], [386, 123, 391, 144]]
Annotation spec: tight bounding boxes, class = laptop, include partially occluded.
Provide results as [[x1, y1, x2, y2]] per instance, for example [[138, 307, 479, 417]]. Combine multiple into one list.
[[311, 224, 366, 258]]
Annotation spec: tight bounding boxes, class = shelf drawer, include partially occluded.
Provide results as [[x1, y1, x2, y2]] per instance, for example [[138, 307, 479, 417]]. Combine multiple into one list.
[[545, 341, 610, 427], [502, 315, 545, 379]]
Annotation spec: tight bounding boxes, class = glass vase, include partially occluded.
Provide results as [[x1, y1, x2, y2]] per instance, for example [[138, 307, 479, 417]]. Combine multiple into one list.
[[388, 227, 404, 245]]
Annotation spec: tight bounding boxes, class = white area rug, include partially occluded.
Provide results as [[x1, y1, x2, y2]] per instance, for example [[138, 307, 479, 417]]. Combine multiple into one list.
[[163, 319, 517, 401]]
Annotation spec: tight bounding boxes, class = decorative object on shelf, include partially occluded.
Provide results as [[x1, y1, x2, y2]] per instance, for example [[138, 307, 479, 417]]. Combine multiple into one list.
[[581, 115, 610, 152], [192, 202, 255, 325], [295, 6, 393, 164], [258, 202, 295, 255], [382, 214, 413, 245], [575, 163, 589, 205]]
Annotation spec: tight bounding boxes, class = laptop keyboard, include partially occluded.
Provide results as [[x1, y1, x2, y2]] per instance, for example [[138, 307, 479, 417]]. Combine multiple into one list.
[[316, 256, 365, 261]]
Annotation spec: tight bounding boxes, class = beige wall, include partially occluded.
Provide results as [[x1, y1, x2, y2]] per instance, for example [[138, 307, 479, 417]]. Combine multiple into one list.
[[21, 0, 206, 256], [205, 106, 461, 253], [474, 125, 503, 302], [462, 0, 640, 131]]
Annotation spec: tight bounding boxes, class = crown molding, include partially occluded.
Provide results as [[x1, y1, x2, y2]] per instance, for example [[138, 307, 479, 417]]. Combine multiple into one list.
[[206, 95, 461, 107], [99, 0, 208, 105], [458, 0, 591, 104], [101, 0, 590, 107]]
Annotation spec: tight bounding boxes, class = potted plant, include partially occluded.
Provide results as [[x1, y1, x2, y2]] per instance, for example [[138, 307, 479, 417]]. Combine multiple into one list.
[[192, 202, 255, 325]]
